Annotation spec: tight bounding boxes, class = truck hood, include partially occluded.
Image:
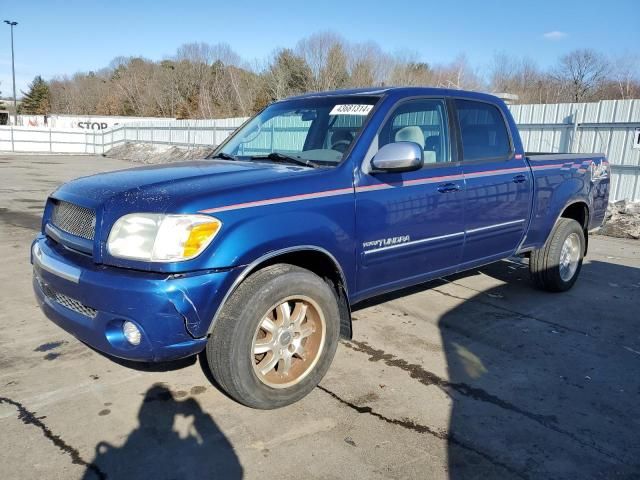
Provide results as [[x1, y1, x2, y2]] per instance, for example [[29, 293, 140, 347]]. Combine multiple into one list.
[[52, 159, 310, 213]]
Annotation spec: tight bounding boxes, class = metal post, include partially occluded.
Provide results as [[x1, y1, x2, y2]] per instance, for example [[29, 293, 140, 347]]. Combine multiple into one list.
[[212, 122, 217, 148], [169, 124, 172, 145], [570, 109, 580, 153], [10, 126, 14, 152], [4, 21, 18, 126]]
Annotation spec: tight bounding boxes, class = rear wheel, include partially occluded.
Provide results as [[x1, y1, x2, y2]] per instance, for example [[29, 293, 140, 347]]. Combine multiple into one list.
[[530, 218, 585, 292], [205, 264, 340, 409]]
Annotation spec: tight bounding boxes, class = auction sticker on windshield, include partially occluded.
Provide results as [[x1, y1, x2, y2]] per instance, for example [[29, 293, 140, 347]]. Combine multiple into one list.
[[330, 104, 374, 116]]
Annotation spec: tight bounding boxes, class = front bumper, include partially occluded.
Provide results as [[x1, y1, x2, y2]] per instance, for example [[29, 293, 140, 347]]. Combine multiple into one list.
[[31, 235, 239, 362]]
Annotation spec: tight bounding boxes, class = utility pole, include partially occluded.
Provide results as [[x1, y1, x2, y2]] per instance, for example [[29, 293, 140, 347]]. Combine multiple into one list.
[[4, 20, 18, 125]]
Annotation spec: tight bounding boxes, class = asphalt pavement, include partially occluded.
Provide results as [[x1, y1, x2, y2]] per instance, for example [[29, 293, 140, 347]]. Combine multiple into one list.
[[1, 154, 639, 479]]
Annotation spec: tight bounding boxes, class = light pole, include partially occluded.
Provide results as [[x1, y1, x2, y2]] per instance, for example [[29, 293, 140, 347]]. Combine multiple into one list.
[[4, 20, 18, 125]]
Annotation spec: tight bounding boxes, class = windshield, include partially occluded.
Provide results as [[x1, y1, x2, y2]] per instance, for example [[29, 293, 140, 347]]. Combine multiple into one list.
[[214, 96, 380, 167]]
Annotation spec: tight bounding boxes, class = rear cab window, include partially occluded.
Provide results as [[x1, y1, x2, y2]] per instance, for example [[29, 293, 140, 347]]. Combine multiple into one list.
[[455, 99, 512, 161]]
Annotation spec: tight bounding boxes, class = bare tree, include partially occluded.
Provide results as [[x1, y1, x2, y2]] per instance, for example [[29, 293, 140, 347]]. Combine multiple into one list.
[[41, 32, 640, 119], [345, 41, 392, 87], [488, 53, 562, 104], [264, 48, 312, 100], [609, 54, 640, 100], [553, 49, 609, 102], [296, 32, 348, 91]]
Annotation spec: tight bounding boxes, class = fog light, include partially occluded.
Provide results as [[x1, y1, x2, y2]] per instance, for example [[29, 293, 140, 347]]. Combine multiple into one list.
[[122, 321, 141, 346]]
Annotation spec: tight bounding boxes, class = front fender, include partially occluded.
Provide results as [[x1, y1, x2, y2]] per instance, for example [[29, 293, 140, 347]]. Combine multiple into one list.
[[180, 202, 355, 337], [196, 195, 356, 289]]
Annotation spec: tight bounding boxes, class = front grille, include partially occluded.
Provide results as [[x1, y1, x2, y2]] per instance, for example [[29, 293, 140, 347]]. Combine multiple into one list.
[[51, 200, 96, 240], [36, 276, 98, 319]]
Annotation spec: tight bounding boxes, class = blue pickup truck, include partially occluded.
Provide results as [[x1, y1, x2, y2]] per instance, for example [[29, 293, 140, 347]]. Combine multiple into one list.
[[32, 87, 610, 408]]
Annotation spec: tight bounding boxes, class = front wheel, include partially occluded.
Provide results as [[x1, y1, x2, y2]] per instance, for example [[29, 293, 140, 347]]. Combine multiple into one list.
[[530, 218, 585, 292], [205, 264, 340, 409]]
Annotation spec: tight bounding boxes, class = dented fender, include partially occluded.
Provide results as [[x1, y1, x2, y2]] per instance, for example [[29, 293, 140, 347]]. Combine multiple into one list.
[[165, 267, 244, 338]]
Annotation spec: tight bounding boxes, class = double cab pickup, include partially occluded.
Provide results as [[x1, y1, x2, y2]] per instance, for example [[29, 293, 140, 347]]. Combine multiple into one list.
[[32, 87, 610, 408]]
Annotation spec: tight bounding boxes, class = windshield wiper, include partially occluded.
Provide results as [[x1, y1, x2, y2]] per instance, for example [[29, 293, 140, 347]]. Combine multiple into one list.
[[251, 152, 318, 168], [210, 152, 238, 161]]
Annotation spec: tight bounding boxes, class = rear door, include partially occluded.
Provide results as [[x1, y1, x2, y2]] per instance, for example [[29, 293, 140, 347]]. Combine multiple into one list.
[[354, 98, 465, 297], [454, 99, 533, 265]]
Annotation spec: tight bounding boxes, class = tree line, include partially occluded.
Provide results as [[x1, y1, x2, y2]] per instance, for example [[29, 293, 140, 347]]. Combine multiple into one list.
[[13, 31, 640, 118]]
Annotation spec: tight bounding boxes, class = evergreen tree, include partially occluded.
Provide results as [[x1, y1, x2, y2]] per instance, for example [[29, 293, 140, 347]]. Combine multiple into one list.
[[0, 84, 5, 110], [18, 75, 51, 114]]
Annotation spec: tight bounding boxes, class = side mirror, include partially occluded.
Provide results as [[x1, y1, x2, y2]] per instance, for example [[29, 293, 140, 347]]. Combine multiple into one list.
[[371, 142, 423, 172]]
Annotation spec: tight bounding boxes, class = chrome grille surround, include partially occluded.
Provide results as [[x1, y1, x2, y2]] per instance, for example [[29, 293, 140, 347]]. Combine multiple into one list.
[[51, 200, 96, 240], [36, 275, 98, 319]]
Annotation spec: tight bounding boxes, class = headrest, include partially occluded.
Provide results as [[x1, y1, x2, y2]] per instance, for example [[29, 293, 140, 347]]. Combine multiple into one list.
[[395, 126, 425, 147]]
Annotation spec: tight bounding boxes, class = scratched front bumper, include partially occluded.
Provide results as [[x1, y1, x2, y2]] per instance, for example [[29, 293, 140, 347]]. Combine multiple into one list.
[[31, 235, 238, 362]]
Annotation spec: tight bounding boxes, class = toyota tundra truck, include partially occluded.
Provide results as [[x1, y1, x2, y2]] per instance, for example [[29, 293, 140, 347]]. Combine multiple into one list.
[[31, 87, 610, 408]]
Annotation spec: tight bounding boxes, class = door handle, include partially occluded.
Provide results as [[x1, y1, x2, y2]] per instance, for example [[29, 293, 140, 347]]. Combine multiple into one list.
[[437, 182, 460, 193], [513, 174, 527, 183]]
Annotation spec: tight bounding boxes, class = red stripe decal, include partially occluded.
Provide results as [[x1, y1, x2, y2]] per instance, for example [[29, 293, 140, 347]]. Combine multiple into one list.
[[199, 162, 572, 214], [199, 187, 353, 214]]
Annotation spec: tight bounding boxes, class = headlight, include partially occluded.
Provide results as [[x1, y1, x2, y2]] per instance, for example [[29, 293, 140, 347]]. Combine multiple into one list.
[[107, 213, 221, 262]]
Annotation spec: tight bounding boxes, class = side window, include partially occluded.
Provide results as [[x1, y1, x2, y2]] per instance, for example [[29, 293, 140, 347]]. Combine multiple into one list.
[[455, 100, 511, 161], [379, 99, 450, 165]]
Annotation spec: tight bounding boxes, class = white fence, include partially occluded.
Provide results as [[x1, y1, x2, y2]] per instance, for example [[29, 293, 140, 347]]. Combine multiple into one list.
[[0, 118, 247, 155], [510, 99, 640, 202], [1, 99, 639, 201], [9, 114, 176, 129], [0, 127, 102, 154]]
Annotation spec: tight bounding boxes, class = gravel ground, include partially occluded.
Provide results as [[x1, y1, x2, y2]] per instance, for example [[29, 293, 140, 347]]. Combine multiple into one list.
[[1, 154, 640, 480]]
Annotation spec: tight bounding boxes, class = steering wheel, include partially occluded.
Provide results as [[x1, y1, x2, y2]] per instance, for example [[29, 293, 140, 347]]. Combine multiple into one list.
[[330, 139, 351, 153]]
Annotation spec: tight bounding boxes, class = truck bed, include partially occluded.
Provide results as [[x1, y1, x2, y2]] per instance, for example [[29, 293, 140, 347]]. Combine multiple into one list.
[[518, 152, 609, 252]]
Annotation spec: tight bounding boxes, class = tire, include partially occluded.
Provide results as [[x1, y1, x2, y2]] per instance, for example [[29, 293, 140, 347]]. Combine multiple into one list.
[[530, 218, 585, 292], [205, 263, 340, 409]]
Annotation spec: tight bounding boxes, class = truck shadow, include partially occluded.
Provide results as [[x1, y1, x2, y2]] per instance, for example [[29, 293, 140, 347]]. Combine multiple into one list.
[[82, 384, 242, 480], [355, 258, 640, 478]]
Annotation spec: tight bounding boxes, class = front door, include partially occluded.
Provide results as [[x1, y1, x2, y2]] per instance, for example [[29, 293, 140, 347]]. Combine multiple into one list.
[[454, 99, 533, 266], [355, 98, 465, 298]]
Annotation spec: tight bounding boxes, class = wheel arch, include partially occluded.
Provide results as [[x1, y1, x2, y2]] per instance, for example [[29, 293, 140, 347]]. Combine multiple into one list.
[[207, 246, 352, 339], [559, 200, 590, 254]]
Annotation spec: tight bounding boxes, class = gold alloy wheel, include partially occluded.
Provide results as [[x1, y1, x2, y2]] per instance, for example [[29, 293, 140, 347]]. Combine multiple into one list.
[[251, 296, 326, 389]]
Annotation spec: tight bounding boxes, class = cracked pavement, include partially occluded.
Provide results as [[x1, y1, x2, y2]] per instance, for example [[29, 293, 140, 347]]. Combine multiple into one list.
[[1, 154, 640, 479]]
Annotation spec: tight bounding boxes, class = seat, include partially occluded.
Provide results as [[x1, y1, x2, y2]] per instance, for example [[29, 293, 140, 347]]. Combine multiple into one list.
[[394, 126, 436, 164], [425, 135, 441, 162], [395, 126, 425, 147]]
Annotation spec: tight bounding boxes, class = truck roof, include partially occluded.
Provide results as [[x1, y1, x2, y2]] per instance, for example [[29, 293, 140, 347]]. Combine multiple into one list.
[[284, 86, 504, 104]]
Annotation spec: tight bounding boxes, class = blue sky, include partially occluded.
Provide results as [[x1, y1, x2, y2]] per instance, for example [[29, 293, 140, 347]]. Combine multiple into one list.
[[1, 0, 638, 96]]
